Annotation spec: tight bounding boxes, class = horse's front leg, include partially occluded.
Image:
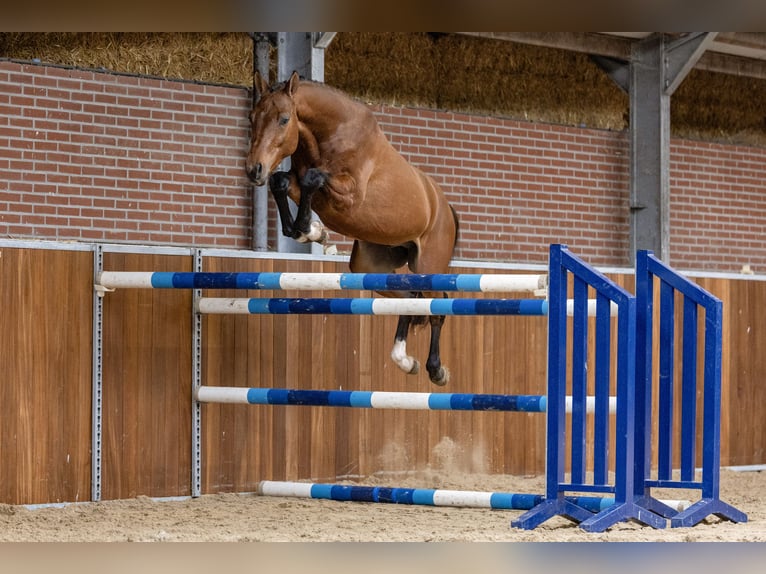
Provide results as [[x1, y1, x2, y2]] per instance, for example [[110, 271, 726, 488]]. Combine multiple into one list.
[[292, 168, 328, 244], [269, 171, 297, 238]]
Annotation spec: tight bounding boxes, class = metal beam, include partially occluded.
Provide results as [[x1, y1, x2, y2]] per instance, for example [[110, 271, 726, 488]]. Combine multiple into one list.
[[456, 32, 766, 80], [590, 55, 629, 93], [629, 34, 670, 263], [664, 33, 718, 94]]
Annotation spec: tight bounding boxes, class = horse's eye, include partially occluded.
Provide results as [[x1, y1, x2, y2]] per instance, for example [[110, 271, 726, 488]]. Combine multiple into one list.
[[278, 115, 290, 127]]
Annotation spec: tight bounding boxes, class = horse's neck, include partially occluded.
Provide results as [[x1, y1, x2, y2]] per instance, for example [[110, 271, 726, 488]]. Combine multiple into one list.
[[297, 122, 321, 164], [294, 84, 356, 137]]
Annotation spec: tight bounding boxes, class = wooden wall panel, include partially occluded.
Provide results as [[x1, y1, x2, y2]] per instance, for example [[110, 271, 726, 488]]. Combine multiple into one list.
[[717, 278, 766, 466], [0, 247, 92, 505], [3, 245, 766, 505], [199, 259, 552, 492], [100, 252, 192, 500]]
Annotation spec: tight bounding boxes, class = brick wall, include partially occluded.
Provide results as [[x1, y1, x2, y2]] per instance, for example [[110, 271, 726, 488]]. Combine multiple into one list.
[[374, 106, 630, 267], [2, 61, 766, 272], [0, 61, 252, 249]]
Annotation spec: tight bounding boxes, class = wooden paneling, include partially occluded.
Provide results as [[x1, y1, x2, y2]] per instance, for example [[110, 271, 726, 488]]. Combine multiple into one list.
[[100, 252, 192, 500], [3, 245, 766, 504], [714, 278, 766, 466], [200, 259, 552, 493], [0, 247, 92, 505]]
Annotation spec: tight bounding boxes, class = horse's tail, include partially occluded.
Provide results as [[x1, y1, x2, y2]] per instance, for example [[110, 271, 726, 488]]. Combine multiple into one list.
[[450, 204, 460, 249]]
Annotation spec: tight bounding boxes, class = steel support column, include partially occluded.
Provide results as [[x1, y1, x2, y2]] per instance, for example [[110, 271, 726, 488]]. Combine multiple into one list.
[[596, 33, 717, 264], [251, 33, 273, 252], [629, 33, 717, 263], [275, 32, 335, 255]]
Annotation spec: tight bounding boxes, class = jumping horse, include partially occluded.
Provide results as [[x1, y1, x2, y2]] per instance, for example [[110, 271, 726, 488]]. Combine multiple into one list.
[[245, 71, 459, 385]]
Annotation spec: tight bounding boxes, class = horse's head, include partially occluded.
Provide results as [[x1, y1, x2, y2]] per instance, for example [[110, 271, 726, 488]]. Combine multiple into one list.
[[245, 70, 301, 186]]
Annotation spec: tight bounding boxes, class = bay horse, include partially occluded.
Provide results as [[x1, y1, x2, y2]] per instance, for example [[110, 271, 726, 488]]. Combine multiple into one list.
[[245, 71, 459, 386]]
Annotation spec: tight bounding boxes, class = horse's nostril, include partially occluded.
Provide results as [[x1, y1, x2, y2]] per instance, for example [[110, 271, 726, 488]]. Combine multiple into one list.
[[247, 162, 264, 183]]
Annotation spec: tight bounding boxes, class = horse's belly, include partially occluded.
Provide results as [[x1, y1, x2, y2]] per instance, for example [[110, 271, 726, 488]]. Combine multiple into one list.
[[314, 201, 429, 245]]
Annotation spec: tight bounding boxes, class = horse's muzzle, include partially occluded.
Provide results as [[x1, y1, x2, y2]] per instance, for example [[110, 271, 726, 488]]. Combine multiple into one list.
[[246, 162, 267, 186]]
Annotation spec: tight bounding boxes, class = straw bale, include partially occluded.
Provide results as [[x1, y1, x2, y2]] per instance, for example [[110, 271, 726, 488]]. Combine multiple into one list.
[[0, 32, 254, 86], [1, 32, 764, 145]]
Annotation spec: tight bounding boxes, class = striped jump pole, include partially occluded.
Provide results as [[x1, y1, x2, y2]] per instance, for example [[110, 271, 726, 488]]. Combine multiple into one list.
[[195, 386, 618, 414], [196, 297, 548, 316], [258, 481, 690, 513], [97, 271, 548, 294], [196, 297, 617, 317]]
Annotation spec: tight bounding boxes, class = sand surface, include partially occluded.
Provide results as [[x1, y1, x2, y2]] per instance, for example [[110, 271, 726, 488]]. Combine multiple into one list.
[[1, 468, 763, 542]]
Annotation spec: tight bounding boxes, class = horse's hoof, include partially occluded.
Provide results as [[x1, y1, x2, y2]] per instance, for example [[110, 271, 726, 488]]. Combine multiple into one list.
[[430, 367, 450, 386], [408, 360, 420, 375]]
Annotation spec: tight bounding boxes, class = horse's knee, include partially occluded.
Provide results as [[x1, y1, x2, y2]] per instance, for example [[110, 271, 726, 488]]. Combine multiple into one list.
[[301, 168, 328, 190], [269, 171, 291, 196]]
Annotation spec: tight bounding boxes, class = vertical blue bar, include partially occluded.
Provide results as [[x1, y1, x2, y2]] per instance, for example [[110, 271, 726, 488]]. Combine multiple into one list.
[[702, 298, 724, 499], [546, 244, 567, 499], [613, 291, 636, 504], [680, 296, 698, 482], [570, 276, 588, 485], [658, 279, 675, 479], [633, 251, 654, 498], [593, 291, 611, 486]]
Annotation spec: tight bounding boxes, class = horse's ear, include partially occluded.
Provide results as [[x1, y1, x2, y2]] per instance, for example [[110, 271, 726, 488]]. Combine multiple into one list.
[[285, 70, 300, 97], [253, 70, 269, 104]]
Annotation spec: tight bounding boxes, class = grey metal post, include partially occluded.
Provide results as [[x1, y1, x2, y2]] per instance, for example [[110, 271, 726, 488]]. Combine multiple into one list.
[[252, 34, 272, 252], [191, 248, 203, 497], [275, 32, 335, 255], [629, 33, 717, 264], [629, 34, 669, 262], [91, 244, 104, 502]]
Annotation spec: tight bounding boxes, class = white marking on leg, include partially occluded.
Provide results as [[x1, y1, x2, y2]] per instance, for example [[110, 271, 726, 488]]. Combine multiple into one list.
[[391, 340, 418, 374], [296, 221, 327, 244], [306, 221, 326, 242]]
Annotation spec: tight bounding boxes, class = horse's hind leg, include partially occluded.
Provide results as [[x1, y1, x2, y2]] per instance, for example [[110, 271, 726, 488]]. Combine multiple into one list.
[[426, 310, 449, 386], [392, 314, 420, 375], [349, 241, 421, 377]]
